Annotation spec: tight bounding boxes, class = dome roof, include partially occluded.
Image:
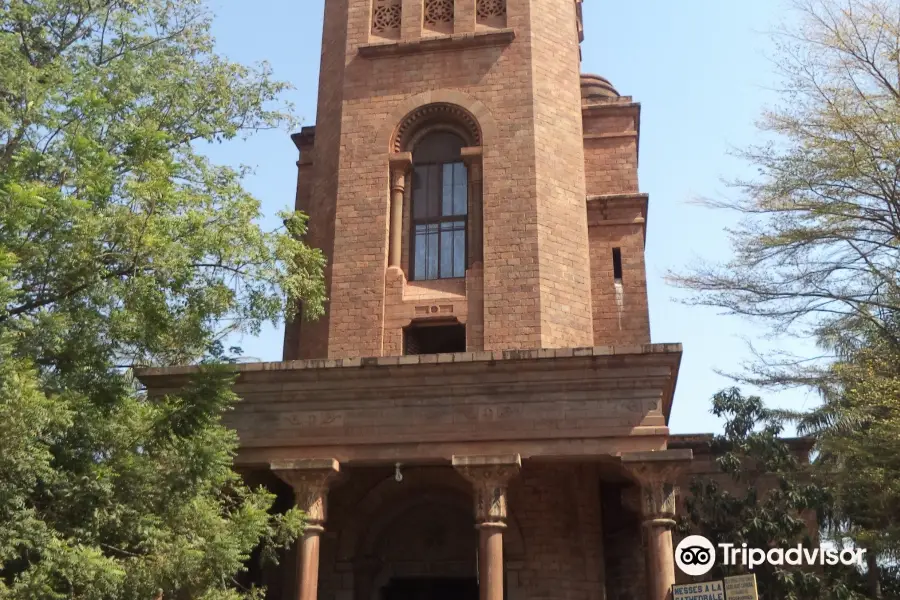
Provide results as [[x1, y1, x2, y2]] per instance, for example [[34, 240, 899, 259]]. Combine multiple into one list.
[[580, 73, 620, 101]]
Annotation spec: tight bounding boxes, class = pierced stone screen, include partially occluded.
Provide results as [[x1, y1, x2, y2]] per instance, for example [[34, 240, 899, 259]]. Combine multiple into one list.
[[372, 0, 402, 39]]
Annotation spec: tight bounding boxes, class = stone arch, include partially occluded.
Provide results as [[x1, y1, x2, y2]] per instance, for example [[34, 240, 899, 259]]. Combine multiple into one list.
[[394, 104, 480, 153], [382, 89, 499, 153], [336, 467, 525, 562]]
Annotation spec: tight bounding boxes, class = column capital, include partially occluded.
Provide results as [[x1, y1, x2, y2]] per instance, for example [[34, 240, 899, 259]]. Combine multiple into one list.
[[389, 152, 412, 192], [270, 458, 340, 527], [460, 146, 483, 163], [622, 450, 692, 526], [389, 151, 413, 171], [452, 454, 521, 526]]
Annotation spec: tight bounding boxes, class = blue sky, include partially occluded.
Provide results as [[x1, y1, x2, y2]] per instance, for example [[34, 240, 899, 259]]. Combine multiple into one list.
[[204, 0, 822, 435]]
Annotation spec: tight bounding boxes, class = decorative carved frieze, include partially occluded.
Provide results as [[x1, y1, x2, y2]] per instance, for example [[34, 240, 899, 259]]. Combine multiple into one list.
[[452, 454, 521, 525], [270, 458, 340, 526]]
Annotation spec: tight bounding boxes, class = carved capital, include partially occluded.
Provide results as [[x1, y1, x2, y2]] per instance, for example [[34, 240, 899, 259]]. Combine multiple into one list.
[[460, 146, 483, 181], [452, 454, 521, 526], [270, 458, 340, 526], [389, 152, 413, 192], [621, 450, 692, 528]]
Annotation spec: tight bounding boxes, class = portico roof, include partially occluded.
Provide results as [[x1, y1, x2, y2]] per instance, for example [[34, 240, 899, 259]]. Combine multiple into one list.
[[136, 343, 682, 467]]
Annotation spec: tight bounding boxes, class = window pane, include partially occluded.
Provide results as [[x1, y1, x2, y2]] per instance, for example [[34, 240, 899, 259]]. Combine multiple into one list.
[[414, 224, 440, 280], [414, 226, 427, 280], [426, 227, 438, 279], [426, 165, 440, 218], [440, 228, 453, 278], [453, 163, 467, 215], [442, 163, 454, 216], [453, 228, 466, 277], [412, 166, 426, 219]]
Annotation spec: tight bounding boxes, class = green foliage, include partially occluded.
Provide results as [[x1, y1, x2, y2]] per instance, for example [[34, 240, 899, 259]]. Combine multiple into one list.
[[0, 0, 326, 371], [0, 0, 325, 597], [780, 311, 900, 597], [667, 3, 900, 595], [679, 389, 862, 600], [0, 344, 305, 599]]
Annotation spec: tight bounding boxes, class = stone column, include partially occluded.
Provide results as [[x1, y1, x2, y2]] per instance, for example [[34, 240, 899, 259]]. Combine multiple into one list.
[[460, 146, 483, 266], [388, 152, 412, 270], [271, 459, 341, 600], [453, 455, 521, 600], [622, 451, 692, 600]]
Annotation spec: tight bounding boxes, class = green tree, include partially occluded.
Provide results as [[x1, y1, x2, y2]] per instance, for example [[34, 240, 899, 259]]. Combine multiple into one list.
[[679, 389, 865, 600], [784, 314, 900, 598], [668, 1, 900, 594], [0, 0, 325, 597]]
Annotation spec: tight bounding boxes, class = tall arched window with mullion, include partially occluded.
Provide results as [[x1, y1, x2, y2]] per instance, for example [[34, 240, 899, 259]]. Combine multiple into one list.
[[410, 132, 467, 280]]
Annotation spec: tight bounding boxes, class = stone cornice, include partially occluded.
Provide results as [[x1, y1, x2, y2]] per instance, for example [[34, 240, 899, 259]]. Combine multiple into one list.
[[358, 28, 515, 58], [135, 343, 681, 381], [290, 126, 316, 151], [136, 346, 682, 464], [586, 193, 650, 245]]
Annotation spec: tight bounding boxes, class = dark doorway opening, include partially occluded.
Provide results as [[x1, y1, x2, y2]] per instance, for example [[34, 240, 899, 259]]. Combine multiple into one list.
[[403, 322, 466, 355], [382, 578, 479, 600]]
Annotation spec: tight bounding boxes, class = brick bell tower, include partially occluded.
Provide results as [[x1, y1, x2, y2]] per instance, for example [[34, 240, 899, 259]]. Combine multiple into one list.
[[283, 0, 651, 361]]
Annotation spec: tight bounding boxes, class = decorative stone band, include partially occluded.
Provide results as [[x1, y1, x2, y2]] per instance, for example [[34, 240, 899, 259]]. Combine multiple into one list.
[[621, 449, 693, 527], [452, 454, 521, 526], [270, 458, 341, 527]]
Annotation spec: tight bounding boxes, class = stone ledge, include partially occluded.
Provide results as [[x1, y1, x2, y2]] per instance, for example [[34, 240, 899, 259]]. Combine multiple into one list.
[[134, 343, 683, 379], [586, 192, 649, 203], [269, 458, 339, 472], [621, 449, 693, 465], [582, 101, 640, 116], [583, 131, 637, 140], [358, 29, 515, 58]]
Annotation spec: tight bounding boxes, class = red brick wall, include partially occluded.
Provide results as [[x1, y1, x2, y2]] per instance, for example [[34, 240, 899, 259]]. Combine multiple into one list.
[[508, 463, 606, 600], [282, 0, 349, 360], [529, 0, 594, 349], [587, 197, 651, 346], [582, 103, 639, 197]]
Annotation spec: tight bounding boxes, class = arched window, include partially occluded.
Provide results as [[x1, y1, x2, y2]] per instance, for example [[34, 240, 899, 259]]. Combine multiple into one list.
[[410, 132, 468, 280]]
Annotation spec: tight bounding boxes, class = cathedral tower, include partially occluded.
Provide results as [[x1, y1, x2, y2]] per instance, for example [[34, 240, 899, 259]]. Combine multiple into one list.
[[284, 0, 650, 360]]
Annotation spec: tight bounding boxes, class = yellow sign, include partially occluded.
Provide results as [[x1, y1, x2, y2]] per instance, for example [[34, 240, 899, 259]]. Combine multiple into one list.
[[672, 581, 724, 600], [724, 574, 758, 600]]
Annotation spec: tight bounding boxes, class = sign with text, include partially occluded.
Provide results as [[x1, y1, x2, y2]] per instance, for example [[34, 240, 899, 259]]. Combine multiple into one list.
[[724, 574, 758, 600], [672, 580, 724, 600]]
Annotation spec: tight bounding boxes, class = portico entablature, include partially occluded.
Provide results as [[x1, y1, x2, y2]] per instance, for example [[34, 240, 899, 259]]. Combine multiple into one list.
[[135, 343, 681, 466]]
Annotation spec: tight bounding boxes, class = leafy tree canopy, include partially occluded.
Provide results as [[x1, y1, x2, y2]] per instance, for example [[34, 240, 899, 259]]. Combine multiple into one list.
[[0, 0, 325, 597]]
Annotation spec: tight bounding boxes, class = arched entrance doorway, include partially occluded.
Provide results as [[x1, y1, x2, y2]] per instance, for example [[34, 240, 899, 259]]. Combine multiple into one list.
[[326, 466, 524, 600], [358, 489, 478, 600], [372, 497, 478, 600]]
